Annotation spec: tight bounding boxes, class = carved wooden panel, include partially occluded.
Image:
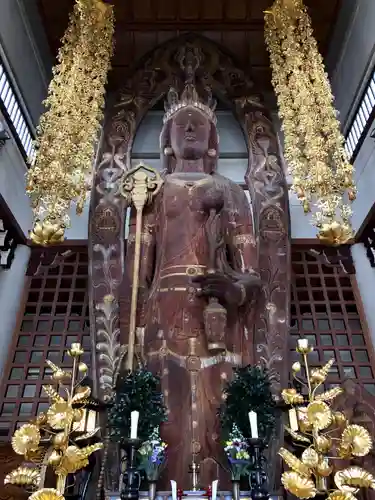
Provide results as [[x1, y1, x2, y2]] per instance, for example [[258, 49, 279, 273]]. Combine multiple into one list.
[[37, 0, 341, 92], [0, 250, 90, 439], [290, 247, 375, 396]]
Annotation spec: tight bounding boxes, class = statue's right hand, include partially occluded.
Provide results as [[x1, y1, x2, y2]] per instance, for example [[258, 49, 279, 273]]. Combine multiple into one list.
[[192, 272, 243, 307]]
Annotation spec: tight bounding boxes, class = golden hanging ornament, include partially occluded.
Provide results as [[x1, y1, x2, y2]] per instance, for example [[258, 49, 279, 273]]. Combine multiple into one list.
[[264, 0, 356, 245], [27, 0, 114, 246]]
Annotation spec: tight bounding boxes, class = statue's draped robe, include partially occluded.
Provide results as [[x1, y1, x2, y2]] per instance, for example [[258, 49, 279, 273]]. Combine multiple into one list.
[[122, 171, 258, 487]]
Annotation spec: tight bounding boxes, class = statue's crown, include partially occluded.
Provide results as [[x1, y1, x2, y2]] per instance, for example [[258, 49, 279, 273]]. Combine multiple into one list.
[[163, 46, 217, 125]]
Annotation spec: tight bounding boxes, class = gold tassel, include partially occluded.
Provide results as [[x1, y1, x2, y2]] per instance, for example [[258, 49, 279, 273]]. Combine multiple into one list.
[[265, 0, 355, 245], [27, 0, 114, 246]]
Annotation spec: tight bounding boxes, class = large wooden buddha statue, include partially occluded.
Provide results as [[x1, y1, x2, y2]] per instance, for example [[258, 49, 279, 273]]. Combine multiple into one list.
[[122, 68, 261, 487]]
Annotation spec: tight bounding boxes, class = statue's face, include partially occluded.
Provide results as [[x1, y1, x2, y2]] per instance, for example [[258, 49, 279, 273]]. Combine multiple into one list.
[[170, 107, 210, 160]]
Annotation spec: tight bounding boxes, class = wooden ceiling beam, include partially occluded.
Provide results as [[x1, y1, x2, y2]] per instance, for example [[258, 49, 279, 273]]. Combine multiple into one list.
[[111, 20, 265, 31]]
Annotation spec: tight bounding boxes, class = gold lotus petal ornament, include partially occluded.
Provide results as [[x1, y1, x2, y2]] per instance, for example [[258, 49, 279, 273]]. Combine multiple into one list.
[[47, 450, 62, 467], [4, 466, 41, 488], [42, 385, 64, 404], [282, 388, 304, 405], [316, 459, 333, 477], [296, 339, 313, 355], [29, 488, 65, 500], [310, 360, 335, 385], [281, 471, 317, 499], [292, 362, 302, 373], [56, 443, 103, 475], [25, 447, 47, 463], [341, 424, 372, 457], [75, 427, 101, 441], [12, 424, 41, 455], [74, 409, 84, 423], [333, 412, 348, 428], [314, 434, 332, 454], [315, 387, 344, 403], [29, 220, 65, 246], [307, 401, 332, 430], [284, 426, 311, 444], [78, 362, 88, 373], [67, 343, 84, 357], [45, 360, 71, 383], [36, 412, 48, 426], [298, 407, 313, 432], [318, 222, 353, 246], [327, 491, 357, 500], [72, 385, 91, 404], [338, 443, 352, 459], [279, 448, 311, 478], [302, 448, 319, 468], [47, 402, 74, 430], [52, 433, 68, 450], [335, 467, 375, 492]]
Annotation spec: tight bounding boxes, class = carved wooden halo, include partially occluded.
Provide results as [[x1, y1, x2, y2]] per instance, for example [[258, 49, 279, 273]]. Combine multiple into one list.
[[89, 32, 290, 402], [105, 33, 266, 167]]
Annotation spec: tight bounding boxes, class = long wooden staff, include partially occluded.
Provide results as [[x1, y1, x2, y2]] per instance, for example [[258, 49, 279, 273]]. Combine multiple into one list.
[[121, 163, 163, 371]]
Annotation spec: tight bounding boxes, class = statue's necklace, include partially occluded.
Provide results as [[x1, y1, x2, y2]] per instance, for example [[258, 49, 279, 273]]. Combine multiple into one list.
[[168, 176, 213, 195]]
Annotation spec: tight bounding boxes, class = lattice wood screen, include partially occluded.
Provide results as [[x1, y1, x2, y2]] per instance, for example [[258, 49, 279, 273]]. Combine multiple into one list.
[[0, 247, 375, 439], [290, 248, 375, 396], [0, 251, 90, 439]]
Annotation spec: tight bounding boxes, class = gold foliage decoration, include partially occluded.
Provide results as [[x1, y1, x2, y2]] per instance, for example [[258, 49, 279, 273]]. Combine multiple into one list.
[[281, 472, 317, 499], [279, 338, 374, 500], [29, 489, 65, 500], [27, 0, 114, 246], [5, 343, 103, 499], [264, 0, 355, 245], [4, 467, 41, 489], [12, 424, 41, 456]]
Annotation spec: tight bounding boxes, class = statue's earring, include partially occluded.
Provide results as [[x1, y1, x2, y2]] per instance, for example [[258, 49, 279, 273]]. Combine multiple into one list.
[[207, 149, 217, 158], [164, 147, 173, 156]]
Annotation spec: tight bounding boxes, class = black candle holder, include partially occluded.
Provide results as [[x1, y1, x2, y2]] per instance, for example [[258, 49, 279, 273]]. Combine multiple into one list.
[[247, 438, 269, 500], [120, 438, 143, 500]]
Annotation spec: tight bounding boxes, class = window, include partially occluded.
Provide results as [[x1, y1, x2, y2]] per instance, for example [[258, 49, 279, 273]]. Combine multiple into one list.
[[0, 60, 35, 163], [290, 249, 375, 395], [0, 251, 90, 438], [345, 70, 375, 160]]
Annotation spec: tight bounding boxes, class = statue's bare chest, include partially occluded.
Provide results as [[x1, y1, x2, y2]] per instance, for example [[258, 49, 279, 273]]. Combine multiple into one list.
[[162, 173, 220, 218]]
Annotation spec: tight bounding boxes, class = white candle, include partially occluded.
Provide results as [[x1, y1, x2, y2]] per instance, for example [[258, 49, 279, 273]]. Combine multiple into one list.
[[297, 338, 308, 350], [248, 411, 258, 439], [288, 408, 299, 431], [130, 410, 139, 439], [171, 480, 177, 500], [212, 480, 218, 500]]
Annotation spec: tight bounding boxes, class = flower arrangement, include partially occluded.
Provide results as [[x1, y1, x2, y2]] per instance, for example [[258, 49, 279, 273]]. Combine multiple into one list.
[[224, 424, 251, 480], [138, 427, 167, 481], [107, 368, 167, 445], [219, 365, 277, 444]]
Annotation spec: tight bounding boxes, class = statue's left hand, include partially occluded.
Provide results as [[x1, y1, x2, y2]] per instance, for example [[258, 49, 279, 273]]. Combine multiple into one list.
[[192, 272, 246, 307]]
